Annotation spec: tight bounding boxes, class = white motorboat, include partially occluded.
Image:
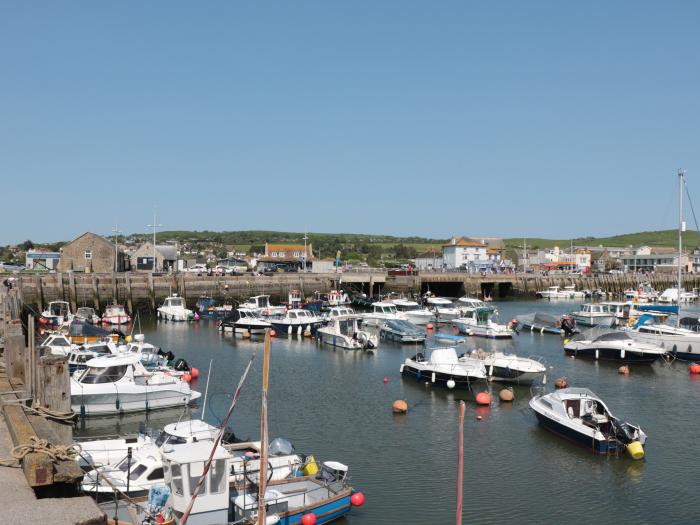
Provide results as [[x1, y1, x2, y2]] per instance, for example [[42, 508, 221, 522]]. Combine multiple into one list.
[[76, 433, 152, 471], [120, 333, 172, 369], [530, 388, 647, 458], [239, 295, 287, 317], [41, 300, 74, 328], [400, 347, 486, 389], [71, 354, 201, 416], [66, 338, 121, 374], [325, 306, 356, 318], [452, 307, 513, 339], [456, 296, 493, 316], [535, 285, 585, 299], [625, 314, 700, 361], [38, 333, 77, 356], [361, 301, 408, 327], [379, 319, 427, 344], [658, 287, 697, 304], [391, 298, 435, 325], [157, 295, 193, 322], [317, 315, 377, 350], [570, 303, 617, 327], [425, 296, 461, 321], [219, 309, 272, 334], [75, 307, 101, 324], [464, 349, 546, 384], [565, 330, 667, 364], [268, 309, 324, 336], [101, 304, 131, 325], [623, 282, 658, 302]]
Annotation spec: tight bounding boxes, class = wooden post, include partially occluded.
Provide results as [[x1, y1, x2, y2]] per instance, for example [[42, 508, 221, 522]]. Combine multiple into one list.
[[148, 273, 156, 309], [125, 272, 133, 313], [35, 275, 44, 312], [68, 272, 77, 312], [5, 321, 26, 384], [57, 272, 65, 302], [36, 354, 72, 445], [23, 316, 35, 403], [112, 273, 118, 304], [91, 274, 100, 311]]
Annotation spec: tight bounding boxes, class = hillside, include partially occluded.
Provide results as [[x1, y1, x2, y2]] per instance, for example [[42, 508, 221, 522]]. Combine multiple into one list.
[[504, 229, 700, 251]]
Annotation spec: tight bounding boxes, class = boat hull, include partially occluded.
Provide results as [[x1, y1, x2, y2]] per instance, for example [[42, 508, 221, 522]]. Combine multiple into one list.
[[269, 321, 324, 336], [570, 314, 617, 328], [486, 366, 544, 384], [564, 346, 661, 364], [72, 389, 199, 416], [400, 362, 481, 389], [533, 410, 622, 454]]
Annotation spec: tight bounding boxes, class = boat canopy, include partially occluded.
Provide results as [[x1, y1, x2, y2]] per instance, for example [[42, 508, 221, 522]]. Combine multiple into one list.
[[592, 331, 632, 342], [385, 319, 424, 334], [428, 347, 459, 364], [68, 321, 114, 338]]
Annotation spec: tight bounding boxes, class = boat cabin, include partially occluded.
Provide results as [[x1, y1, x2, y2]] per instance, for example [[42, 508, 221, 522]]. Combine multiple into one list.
[[75, 354, 168, 386], [162, 296, 185, 309], [327, 307, 356, 318], [46, 301, 72, 317], [372, 302, 399, 315], [288, 290, 303, 308]]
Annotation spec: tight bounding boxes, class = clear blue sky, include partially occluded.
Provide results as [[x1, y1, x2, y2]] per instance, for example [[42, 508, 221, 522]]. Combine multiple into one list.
[[2, 1, 699, 245]]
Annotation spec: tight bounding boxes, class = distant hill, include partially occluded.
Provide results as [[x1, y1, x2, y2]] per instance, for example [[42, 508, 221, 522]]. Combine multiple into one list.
[[504, 229, 700, 251]]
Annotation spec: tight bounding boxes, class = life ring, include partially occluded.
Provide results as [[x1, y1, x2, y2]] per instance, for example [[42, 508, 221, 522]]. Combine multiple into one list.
[[628, 317, 636, 327]]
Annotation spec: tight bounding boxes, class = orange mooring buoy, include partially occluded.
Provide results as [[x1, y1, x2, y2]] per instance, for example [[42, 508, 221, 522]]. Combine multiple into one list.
[[689, 363, 700, 374], [618, 365, 630, 375], [475, 392, 491, 405], [392, 400, 408, 413], [554, 377, 568, 389]]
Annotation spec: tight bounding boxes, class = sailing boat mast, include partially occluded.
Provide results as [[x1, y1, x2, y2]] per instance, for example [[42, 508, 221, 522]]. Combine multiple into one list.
[[257, 330, 272, 525], [678, 169, 686, 327]]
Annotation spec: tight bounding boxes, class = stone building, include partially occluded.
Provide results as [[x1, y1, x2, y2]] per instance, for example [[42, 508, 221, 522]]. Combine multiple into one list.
[[130, 242, 179, 272], [57, 232, 124, 273]]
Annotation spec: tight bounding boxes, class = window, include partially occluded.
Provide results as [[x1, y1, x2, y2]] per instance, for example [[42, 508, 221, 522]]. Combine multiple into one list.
[[147, 467, 164, 481], [209, 459, 227, 494], [84, 250, 92, 260], [79, 365, 127, 384], [170, 463, 183, 496], [271, 251, 278, 257]]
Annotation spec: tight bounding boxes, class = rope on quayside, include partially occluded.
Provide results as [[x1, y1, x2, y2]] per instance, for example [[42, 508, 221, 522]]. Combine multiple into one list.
[[0, 436, 81, 467]]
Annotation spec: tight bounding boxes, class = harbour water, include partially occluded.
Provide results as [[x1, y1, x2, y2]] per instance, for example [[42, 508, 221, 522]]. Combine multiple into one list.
[[75, 300, 700, 524]]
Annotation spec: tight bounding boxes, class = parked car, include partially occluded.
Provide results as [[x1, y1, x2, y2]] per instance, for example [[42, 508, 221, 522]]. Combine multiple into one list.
[[186, 264, 208, 274]]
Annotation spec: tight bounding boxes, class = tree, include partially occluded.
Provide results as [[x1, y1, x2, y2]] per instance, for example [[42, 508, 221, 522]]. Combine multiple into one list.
[[21, 240, 34, 251], [248, 245, 265, 255]]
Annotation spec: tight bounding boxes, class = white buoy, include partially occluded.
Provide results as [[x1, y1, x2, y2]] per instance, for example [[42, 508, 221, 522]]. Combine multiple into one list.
[[288, 326, 292, 335], [431, 372, 436, 383], [447, 379, 456, 389]]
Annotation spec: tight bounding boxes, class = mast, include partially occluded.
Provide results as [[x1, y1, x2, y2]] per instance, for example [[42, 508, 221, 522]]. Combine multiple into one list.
[[257, 330, 271, 525], [678, 169, 686, 325]]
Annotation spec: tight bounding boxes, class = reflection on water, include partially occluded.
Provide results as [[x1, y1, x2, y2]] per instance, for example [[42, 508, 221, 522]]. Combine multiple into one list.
[[77, 301, 700, 524]]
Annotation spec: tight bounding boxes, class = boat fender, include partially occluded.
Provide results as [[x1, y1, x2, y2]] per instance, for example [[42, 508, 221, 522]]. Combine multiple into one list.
[[301, 514, 316, 525], [595, 349, 599, 360], [350, 492, 365, 507], [303, 456, 319, 476], [627, 441, 644, 460], [399, 364, 404, 373], [620, 349, 625, 359], [431, 372, 436, 383], [446, 379, 456, 389]]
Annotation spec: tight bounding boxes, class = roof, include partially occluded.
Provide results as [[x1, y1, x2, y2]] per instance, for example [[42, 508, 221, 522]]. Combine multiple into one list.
[[85, 353, 140, 367], [162, 441, 231, 464], [415, 250, 442, 259], [443, 237, 484, 248], [265, 243, 314, 257], [164, 419, 218, 439], [64, 232, 115, 250]]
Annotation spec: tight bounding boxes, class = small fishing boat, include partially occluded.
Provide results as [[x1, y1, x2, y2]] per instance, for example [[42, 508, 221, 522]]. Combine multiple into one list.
[[391, 298, 435, 325], [361, 301, 408, 327], [75, 306, 101, 324], [530, 387, 647, 458], [433, 333, 466, 345], [565, 330, 667, 364], [425, 296, 461, 322], [77, 432, 152, 471], [514, 312, 577, 336], [38, 333, 77, 355], [623, 282, 658, 302], [157, 295, 193, 322], [120, 333, 173, 369], [463, 349, 547, 384], [41, 300, 74, 328], [65, 338, 121, 374], [570, 303, 617, 328], [219, 308, 272, 335], [325, 306, 356, 318], [71, 354, 201, 416], [380, 319, 427, 343], [68, 320, 120, 345], [101, 304, 131, 325], [452, 307, 513, 339], [317, 315, 377, 350], [456, 296, 494, 316], [400, 347, 487, 389], [195, 296, 233, 318], [239, 294, 287, 317], [535, 285, 585, 299], [269, 308, 325, 336]]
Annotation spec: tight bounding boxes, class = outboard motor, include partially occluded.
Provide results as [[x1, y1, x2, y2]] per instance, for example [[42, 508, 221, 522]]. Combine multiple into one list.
[[560, 315, 576, 337], [172, 358, 190, 371]]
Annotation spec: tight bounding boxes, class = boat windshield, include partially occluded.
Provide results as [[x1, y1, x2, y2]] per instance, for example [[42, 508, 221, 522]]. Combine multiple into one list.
[[155, 431, 188, 447], [79, 365, 128, 384], [168, 298, 184, 307]]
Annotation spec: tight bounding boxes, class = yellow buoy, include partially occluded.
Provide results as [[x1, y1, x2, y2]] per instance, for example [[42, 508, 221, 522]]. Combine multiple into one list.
[[563, 338, 569, 345], [303, 456, 319, 476], [627, 441, 645, 460], [125, 335, 132, 343]]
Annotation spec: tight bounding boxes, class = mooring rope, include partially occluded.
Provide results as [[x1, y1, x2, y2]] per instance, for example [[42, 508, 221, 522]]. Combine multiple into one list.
[[24, 403, 77, 422], [0, 436, 81, 467]]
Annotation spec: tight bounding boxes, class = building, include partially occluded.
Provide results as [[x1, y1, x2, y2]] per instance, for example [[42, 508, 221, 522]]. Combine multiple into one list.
[[130, 242, 179, 272], [25, 250, 61, 270], [527, 246, 591, 273], [620, 246, 690, 273], [442, 237, 488, 270], [413, 250, 444, 271], [57, 232, 124, 273], [310, 259, 337, 273], [258, 243, 314, 270]]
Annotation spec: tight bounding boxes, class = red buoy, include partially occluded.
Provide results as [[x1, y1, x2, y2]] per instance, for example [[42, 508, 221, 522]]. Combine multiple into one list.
[[555, 377, 568, 389], [689, 363, 700, 374], [190, 367, 200, 379], [182, 372, 192, 383], [475, 392, 491, 406], [426, 323, 434, 330], [350, 492, 365, 507], [270, 329, 277, 337], [383, 377, 389, 383], [301, 513, 317, 525]]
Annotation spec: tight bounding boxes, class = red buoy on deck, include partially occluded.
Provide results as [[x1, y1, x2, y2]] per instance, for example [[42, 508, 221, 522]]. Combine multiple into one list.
[[475, 392, 491, 406]]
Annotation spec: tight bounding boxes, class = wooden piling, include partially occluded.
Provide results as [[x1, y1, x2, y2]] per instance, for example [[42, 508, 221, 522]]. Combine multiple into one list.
[[91, 275, 100, 312], [57, 272, 65, 302], [68, 272, 77, 312], [125, 272, 133, 313], [35, 275, 44, 312], [5, 321, 26, 385], [148, 273, 155, 309], [36, 355, 72, 445]]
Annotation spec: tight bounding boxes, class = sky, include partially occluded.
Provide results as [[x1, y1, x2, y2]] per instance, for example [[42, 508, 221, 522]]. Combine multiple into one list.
[[1, 1, 699, 245]]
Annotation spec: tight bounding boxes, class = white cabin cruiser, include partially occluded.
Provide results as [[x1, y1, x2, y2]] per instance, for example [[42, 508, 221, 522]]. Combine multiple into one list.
[[120, 333, 172, 369], [535, 285, 585, 299], [400, 347, 487, 389], [452, 307, 513, 339], [570, 303, 617, 328], [464, 349, 546, 384], [41, 300, 74, 327], [75, 307, 101, 324], [425, 296, 461, 321], [71, 354, 201, 416], [391, 298, 435, 325], [530, 388, 647, 458], [325, 306, 356, 318], [39, 333, 77, 356], [565, 330, 667, 364], [456, 296, 493, 316], [269, 309, 324, 336], [219, 309, 272, 334], [157, 295, 193, 322], [317, 315, 377, 350], [625, 314, 700, 361], [361, 301, 408, 327], [239, 295, 286, 317], [66, 339, 121, 374], [101, 304, 131, 325], [658, 287, 697, 304]]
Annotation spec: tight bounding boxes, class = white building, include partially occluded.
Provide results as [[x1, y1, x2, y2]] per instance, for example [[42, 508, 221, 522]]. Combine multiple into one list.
[[413, 250, 444, 271], [442, 237, 488, 270]]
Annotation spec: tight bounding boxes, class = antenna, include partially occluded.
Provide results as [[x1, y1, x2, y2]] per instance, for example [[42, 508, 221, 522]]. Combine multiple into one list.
[[112, 224, 122, 274], [147, 208, 163, 273]]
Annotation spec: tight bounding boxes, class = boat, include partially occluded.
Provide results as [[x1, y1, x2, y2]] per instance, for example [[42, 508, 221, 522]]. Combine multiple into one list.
[[464, 349, 547, 384], [456, 296, 495, 316], [219, 308, 272, 334], [570, 303, 617, 328], [101, 304, 131, 325], [71, 353, 201, 416], [195, 296, 233, 318], [77, 432, 152, 471], [269, 308, 325, 336], [65, 339, 121, 374], [325, 306, 357, 318], [120, 333, 174, 369], [623, 282, 658, 302], [317, 315, 377, 350], [379, 319, 427, 343], [38, 333, 77, 356], [390, 298, 435, 325], [68, 320, 121, 345], [239, 295, 286, 317], [157, 295, 193, 322], [285, 289, 304, 310], [658, 287, 697, 304], [601, 301, 673, 324], [75, 307, 101, 324], [327, 289, 349, 306], [564, 330, 667, 364], [514, 312, 577, 336], [452, 307, 513, 338], [400, 347, 487, 389], [40, 300, 74, 328], [535, 285, 585, 299], [433, 333, 466, 344], [361, 301, 408, 327], [626, 314, 700, 360], [529, 387, 647, 458], [425, 296, 461, 322]]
